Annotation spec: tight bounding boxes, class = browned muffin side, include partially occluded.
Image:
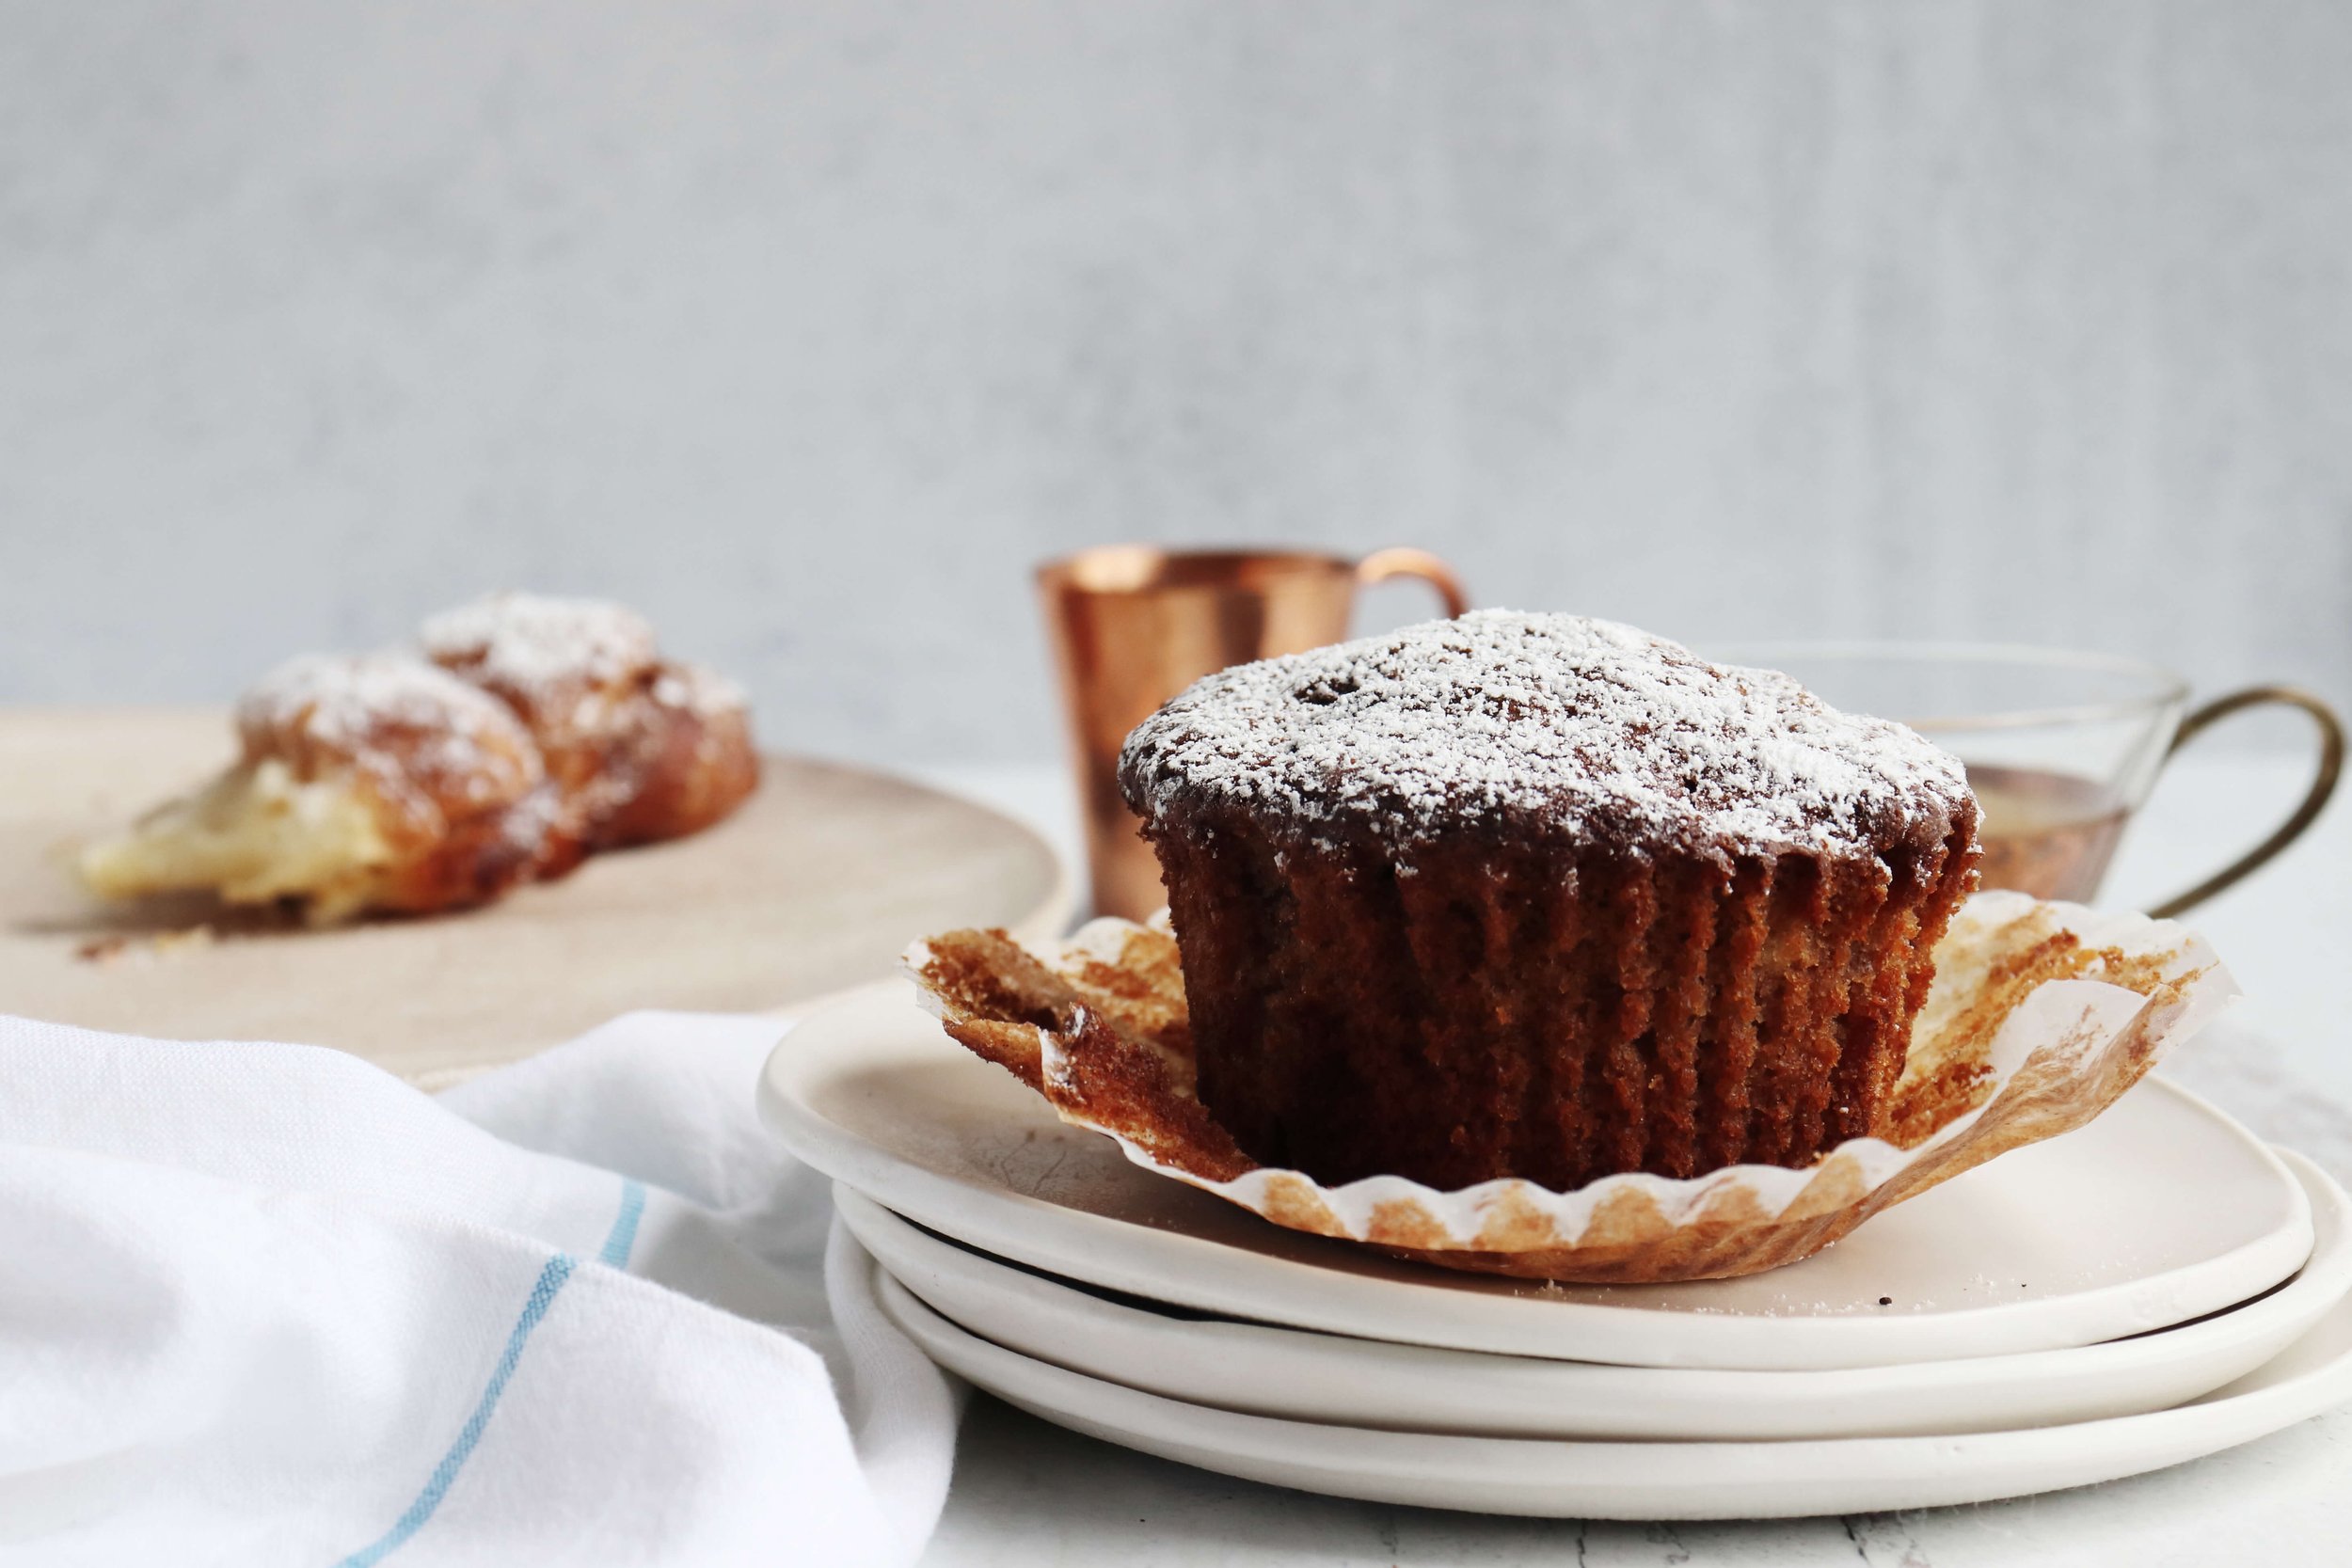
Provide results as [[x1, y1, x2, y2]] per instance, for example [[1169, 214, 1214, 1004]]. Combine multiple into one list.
[[1119, 611, 1979, 1191]]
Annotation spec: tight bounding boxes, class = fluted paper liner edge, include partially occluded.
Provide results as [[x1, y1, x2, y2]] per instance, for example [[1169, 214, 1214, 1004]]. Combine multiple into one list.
[[904, 890, 2237, 1282]]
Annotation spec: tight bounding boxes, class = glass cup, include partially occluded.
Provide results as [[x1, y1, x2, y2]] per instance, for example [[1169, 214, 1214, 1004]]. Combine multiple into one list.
[[1705, 642, 2344, 918], [1039, 546, 1469, 920]]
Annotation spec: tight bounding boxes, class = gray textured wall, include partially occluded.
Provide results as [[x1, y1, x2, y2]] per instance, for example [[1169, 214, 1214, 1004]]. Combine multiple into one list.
[[4, 2, 2347, 766]]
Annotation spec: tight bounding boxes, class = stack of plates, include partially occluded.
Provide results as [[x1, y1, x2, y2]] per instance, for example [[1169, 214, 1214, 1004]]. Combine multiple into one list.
[[761, 987, 2352, 1519]]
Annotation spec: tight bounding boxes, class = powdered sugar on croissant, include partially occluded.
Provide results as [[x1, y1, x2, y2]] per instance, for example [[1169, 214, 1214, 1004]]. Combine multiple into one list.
[[422, 593, 757, 855], [82, 653, 562, 923], [81, 595, 759, 925]]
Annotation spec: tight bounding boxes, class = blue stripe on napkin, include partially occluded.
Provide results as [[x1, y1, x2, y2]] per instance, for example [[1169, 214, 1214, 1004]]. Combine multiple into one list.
[[334, 1253, 578, 1567], [599, 1179, 646, 1270], [330, 1176, 644, 1565]]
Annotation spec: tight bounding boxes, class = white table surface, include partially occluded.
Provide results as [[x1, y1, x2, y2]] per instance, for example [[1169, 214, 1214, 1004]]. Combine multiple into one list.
[[906, 753, 2351, 1567]]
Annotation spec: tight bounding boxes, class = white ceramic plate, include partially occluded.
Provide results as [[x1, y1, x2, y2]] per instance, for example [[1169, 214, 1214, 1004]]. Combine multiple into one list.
[[763, 985, 2313, 1370], [864, 1184, 2352, 1521], [839, 1152, 2352, 1441]]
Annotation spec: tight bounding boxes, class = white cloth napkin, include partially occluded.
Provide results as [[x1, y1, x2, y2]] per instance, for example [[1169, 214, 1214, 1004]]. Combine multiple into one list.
[[0, 1010, 962, 1568]]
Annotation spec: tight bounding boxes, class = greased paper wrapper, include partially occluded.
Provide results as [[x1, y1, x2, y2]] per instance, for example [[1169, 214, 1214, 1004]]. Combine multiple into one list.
[[905, 891, 2237, 1283]]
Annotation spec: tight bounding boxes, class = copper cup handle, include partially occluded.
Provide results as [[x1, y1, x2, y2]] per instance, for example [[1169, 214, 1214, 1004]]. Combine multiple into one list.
[[1356, 546, 1470, 619], [2144, 685, 2344, 920]]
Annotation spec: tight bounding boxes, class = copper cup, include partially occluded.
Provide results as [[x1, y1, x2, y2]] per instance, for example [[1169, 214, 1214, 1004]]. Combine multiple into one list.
[[1039, 546, 1470, 920]]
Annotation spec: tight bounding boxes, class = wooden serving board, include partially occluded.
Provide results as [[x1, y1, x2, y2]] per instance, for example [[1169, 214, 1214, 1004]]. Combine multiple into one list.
[[0, 709, 1073, 1086]]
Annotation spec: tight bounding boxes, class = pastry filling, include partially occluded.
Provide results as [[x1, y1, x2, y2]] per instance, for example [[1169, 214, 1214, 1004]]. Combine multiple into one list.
[[79, 759, 394, 919]]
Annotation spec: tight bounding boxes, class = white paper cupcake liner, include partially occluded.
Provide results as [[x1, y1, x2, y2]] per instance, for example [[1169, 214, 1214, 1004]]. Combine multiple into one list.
[[906, 891, 2236, 1282]]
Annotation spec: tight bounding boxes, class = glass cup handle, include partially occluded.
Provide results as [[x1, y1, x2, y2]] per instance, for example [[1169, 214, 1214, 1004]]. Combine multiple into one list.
[[2145, 686, 2345, 920], [1356, 547, 1471, 619]]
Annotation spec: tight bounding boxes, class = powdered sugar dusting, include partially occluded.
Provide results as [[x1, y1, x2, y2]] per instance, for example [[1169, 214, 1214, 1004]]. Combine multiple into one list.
[[236, 651, 538, 794], [421, 593, 658, 701], [1119, 610, 1972, 859], [239, 652, 514, 745], [651, 662, 748, 720]]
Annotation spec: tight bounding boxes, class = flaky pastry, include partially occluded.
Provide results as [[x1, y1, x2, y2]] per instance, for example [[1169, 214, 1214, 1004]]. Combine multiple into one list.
[[421, 594, 758, 857], [81, 594, 760, 926], [80, 653, 561, 923]]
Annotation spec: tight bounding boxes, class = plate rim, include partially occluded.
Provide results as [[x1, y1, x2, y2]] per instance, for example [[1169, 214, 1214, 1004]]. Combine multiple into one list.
[[764, 982, 2313, 1370], [863, 1184, 2352, 1521], [836, 1154, 2352, 1440]]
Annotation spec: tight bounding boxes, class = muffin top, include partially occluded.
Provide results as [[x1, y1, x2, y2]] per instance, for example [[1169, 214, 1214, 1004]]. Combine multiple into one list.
[[1118, 610, 1974, 862]]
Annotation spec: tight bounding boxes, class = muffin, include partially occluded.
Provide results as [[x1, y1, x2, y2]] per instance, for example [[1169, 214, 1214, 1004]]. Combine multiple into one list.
[[1117, 610, 1980, 1191]]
